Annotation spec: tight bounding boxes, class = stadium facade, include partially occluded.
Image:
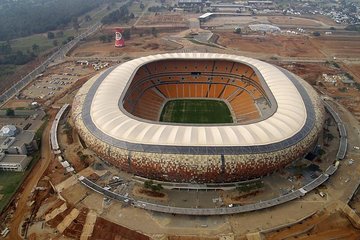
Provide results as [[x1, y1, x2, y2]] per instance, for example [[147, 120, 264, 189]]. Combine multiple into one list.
[[72, 53, 325, 183]]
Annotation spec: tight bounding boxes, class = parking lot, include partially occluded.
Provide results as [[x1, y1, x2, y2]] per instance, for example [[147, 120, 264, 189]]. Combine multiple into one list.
[[21, 62, 94, 101]]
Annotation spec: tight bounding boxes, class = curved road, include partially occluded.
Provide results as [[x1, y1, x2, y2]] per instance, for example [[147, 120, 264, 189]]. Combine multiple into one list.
[[6, 112, 54, 240]]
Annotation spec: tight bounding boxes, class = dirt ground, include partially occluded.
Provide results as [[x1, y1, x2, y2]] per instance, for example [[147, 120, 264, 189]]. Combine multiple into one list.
[[265, 210, 360, 240], [309, 36, 360, 58], [168, 237, 219, 240], [216, 33, 324, 58], [203, 15, 329, 29], [70, 33, 182, 58], [1, 99, 35, 109], [350, 191, 360, 215], [63, 207, 89, 239], [136, 12, 189, 27], [343, 63, 360, 80], [90, 217, 150, 240], [276, 62, 360, 121], [267, 16, 325, 27]]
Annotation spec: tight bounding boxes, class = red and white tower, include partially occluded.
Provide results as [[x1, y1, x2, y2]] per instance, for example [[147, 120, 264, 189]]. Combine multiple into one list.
[[114, 28, 125, 48]]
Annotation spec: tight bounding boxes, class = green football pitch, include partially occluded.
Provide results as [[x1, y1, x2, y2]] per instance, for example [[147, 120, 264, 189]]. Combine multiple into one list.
[[160, 99, 233, 124]]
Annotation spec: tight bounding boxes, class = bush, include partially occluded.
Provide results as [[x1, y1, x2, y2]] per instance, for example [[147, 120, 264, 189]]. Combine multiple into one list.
[[5, 108, 15, 116], [47, 32, 55, 39], [144, 180, 163, 192], [236, 181, 263, 193]]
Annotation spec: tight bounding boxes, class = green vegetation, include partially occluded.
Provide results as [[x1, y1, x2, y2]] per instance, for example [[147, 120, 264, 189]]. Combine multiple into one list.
[[144, 180, 163, 192], [345, 24, 360, 32], [160, 99, 233, 124], [5, 108, 14, 116], [319, 149, 326, 156], [338, 87, 347, 92], [234, 27, 242, 34], [148, 6, 167, 12], [344, 72, 354, 80], [236, 181, 264, 193], [354, 82, 360, 91], [0, 141, 43, 213], [0, 0, 105, 41], [0, 171, 26, 212], [101, 3, 133, 24], [35, 115, 48, 144], [77, 151, 89, 162]]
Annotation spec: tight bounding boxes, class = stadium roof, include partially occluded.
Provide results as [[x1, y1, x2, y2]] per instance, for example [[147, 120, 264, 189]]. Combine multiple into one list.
[[82, 53, 310, 150]]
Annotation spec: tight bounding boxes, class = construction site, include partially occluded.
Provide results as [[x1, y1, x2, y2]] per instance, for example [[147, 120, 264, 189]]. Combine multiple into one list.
[[0, 0, 359, 239]]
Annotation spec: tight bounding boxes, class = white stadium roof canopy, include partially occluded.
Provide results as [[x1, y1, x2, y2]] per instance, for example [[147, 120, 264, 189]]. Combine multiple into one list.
[[85, 53, 307, 147]]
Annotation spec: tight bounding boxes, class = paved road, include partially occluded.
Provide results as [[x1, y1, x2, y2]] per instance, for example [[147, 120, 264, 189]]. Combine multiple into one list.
[[6, 112, 54, 240]]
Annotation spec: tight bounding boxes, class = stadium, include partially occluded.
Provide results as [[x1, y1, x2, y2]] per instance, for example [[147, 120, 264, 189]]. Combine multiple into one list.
[[72, 53, 325, 183]]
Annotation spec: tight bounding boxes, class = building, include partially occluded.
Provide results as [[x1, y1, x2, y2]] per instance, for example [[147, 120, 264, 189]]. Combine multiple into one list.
[[178, 0, 205, 11], [0, 153, 31, 171], [0, 129, 37, 171], [0, 131, 37, 155], [72, 53, 325, 183], [0, 125, 18, 137]]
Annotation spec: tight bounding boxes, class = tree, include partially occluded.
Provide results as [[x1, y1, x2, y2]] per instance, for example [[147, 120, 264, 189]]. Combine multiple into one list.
[[140, 2, 145, 10], [143, 180, 163, 192], [106, 34, 113, 42], [99, 35, 107, 43], [32, 44, 39, 52], [144, 180, 154, 189], [0, 0, 103, 41], [5, 108, 15, 116], [151, 27, 157, 37], [53, 40, 58, 46], [0, 42, 12, 55], [85, 15, 92, 22], [47, 31, 55, 39], [55, 31, 64, 38], [123, 29, 131, 40], [234, 27, 241, 34], [72, 17, 80, 31]]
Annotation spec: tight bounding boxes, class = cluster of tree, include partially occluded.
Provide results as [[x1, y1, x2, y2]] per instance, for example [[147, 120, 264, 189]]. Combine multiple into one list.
[[143, 180, 163, 192], [345, 24, 360, 32], [101, 4, 134, 25], [0, 50, 36, 65], [5, 108, 15, 116], [0, 0, 104, 41], [99, 34, 114, 43], [236, 181, 264, 193], [0, 43, 12, 55], [148, 6, 166, 12]]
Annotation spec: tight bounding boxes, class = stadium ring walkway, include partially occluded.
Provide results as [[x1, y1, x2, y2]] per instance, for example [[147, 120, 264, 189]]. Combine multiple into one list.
[[50, 104, 70, 154], [75, 92, 349, 216]]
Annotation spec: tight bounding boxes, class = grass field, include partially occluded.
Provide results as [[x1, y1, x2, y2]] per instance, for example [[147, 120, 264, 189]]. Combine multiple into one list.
[[160, 99, 233, 124], [0, 171, 26, 212]]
